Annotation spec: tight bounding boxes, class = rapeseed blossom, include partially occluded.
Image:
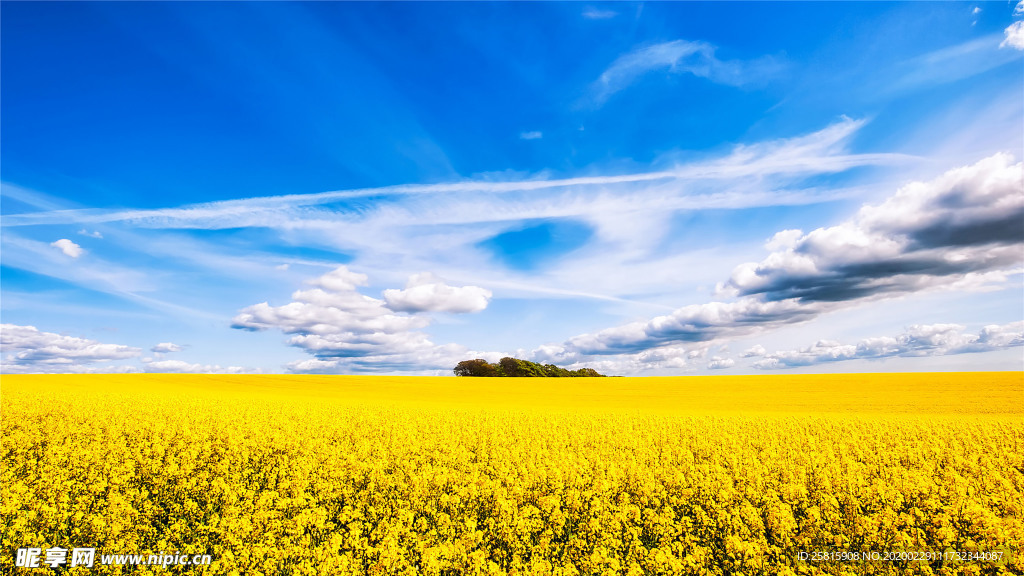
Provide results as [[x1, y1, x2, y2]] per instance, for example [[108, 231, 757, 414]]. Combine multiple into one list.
[[2, 374, 1021, 575]]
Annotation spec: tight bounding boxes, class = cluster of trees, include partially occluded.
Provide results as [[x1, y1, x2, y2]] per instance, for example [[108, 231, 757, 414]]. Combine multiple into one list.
[[454, 357, 605, 378]]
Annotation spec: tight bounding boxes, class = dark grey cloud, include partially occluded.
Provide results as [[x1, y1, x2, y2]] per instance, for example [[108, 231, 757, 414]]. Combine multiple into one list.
[[725, 153, 1023, 303], [535, 154, 1023, 364], [554, 298, 825, 358], [908, 211, 1024, 249]]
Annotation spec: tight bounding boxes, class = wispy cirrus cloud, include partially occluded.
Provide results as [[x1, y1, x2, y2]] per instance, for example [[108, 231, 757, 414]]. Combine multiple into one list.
[[582, 7, 617, 20], [0, 118, 912, 307], [0, 119, 910, 263], [0, 117, 904, 233], [3, 3, 1019, 378], [891, 34, 1023, 92], [2, 231, 223, 322], [588, 39, 783, 106]]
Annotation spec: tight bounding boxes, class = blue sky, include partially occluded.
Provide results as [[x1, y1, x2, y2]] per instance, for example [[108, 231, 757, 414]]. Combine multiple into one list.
[[2, 1, 1022, 375]]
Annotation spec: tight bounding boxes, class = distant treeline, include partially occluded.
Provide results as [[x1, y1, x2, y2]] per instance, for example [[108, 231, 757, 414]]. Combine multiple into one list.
[[454, 357, 605, 377]]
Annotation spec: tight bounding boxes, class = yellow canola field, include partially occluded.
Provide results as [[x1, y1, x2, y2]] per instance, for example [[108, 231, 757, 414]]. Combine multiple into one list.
[[2, 372, 1022, 576]]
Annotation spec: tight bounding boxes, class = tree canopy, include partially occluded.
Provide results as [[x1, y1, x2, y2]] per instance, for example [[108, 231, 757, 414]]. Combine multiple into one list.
[[454, 357, 605, 377]]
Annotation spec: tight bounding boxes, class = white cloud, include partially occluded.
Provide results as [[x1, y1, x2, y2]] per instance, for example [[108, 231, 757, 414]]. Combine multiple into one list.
[[528, 342, 708, 375], [582, 7, 617, 20], [753, 322, 1023, 369], [151, 342, 182, 353], [723, 153, 1023, 302], [275, 263, 290, 271], [78, 229, 103, 239], [310, 266, 370, 292], [3, 119, 906, 240], [50, 238, 84, 258], [533, 154, 1022, 366], [1002, 21, 1024, 50], [1, 324, 140, 373], [889, 34, 1023, 92], [1016, 1, 1024, 16], [233, 266, 495, 373], [519, 131, 543, 140], [972, 6, 982, 15], [383, 273, 492, 314], [741, 344, 766, 357], [285, 340, 474, 375], [0, 119, 915, 316], [563, 297, 822, 357], [590, 39, 781, 105], [142, 359, 256, 374], [0, 363, 141, 375], [707, 356, 735, 370], [286, 358, 342, 373], [1, 231, 230, 322]]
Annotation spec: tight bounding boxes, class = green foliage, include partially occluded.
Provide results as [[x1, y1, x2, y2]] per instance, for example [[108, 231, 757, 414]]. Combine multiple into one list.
[[453, 359, 500, 377], [454, 357, 605, 377]]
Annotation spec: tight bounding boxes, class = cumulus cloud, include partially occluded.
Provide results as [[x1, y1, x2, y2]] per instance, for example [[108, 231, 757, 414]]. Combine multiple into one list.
[[532, 154, 1023, 366], [1, 324, 140, 373], [1002, 21, 1024, 50], [1001, 1, 1024, 49], [142, 359, 256, 374], [285, 340, 473, 374], [77, 229, 103, 239], [722, 153, 1023, 303], [286, 358, 343, 374], [233, 266, 493, 373], [753, 322, 1023, 369], [1, 363, 141, 375], [707, 356, 735, 370], [564, 297, 821, 356], [590, 39, 781, 104], [50, 239, 84, 258], [741, 344, 767, 357], [151, 342, 182, 353], [382, 273, 492, 314], [519, 131, 543, 140], [528, 342, 703, 376]]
